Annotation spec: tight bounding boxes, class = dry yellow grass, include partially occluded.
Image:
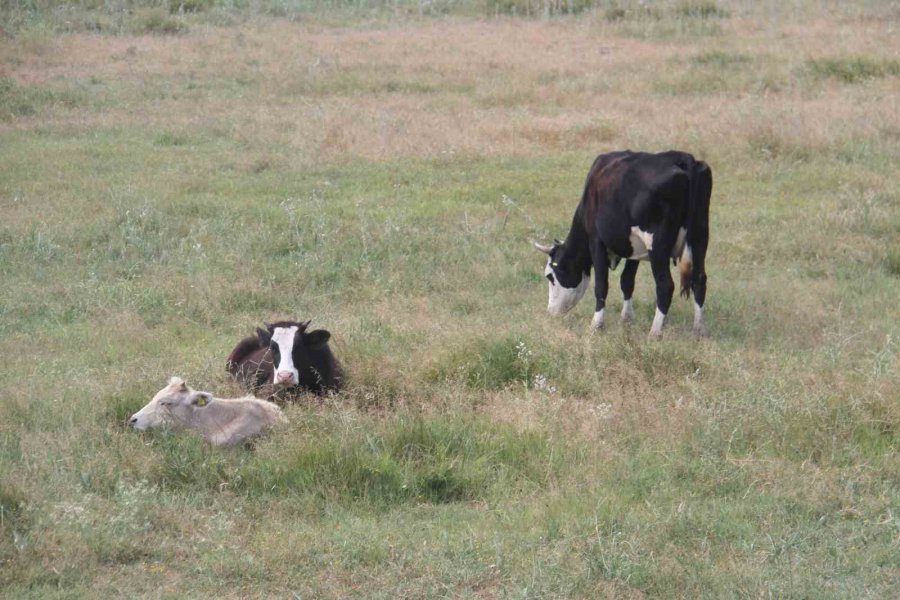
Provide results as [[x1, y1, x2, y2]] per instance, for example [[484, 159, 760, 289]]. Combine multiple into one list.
[[3, 15, 898, 167]]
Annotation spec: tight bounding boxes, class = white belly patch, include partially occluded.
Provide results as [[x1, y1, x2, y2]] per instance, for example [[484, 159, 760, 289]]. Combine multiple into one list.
[[628, 227, 688, 261], [672, 227, 687, 259], [629, 227, 654, 260]]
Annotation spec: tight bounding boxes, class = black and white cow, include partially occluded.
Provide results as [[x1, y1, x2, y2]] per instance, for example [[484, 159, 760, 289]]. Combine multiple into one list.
[[533, 150, 712, 338], [227, 320, 344, 397]]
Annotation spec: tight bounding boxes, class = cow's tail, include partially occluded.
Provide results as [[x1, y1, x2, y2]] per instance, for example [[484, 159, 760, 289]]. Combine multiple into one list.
[[679, 244, 693, 299], [679, 158, 712, 299]]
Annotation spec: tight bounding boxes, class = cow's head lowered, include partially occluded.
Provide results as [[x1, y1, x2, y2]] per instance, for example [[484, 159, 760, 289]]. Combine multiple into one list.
[[129, 376, 213, 431], [533, 239, 590, 316], [256, 320, 331, 387]]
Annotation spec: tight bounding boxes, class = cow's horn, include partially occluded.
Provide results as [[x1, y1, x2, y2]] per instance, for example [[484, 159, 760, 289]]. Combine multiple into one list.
[[532, 240, 553, 254]]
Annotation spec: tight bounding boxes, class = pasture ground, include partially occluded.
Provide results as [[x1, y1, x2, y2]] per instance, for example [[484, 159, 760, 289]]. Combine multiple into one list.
[[1, 1, 898, 597]]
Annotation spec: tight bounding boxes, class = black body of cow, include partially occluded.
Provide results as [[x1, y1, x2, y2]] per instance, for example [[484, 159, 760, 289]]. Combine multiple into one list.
[[227, 320, 344, 397], [540, 150, 712, 336]]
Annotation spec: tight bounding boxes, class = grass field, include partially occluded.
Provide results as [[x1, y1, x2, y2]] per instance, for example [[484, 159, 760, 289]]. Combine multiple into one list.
[[1, 1, 898, 597]]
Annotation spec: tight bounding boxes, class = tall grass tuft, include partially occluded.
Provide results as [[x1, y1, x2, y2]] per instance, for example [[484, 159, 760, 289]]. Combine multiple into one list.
[[0, 78, 82, 121], [0, 482, 29, 535], [674, 0, 728, 19], [884, 246, 900, 278], [806, 57, 900, 83], [427, 336, 553, 391], [148, 415, 563, 506]]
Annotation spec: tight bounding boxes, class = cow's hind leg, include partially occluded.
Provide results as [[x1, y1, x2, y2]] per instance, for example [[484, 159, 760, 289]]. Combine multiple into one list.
[[690, 243, 708, 337], [591, 242, 611, 330], [649, 253, 675, 339], [688, 160, 712, 337], [619, 259, 639, 323]]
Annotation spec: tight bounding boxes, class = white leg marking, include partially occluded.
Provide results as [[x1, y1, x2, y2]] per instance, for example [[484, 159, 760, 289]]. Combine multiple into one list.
[[649, 307, 666, 338], [693, 301, 707, 337], [592, 308, 605, 330], [621, 299, 634, 322]]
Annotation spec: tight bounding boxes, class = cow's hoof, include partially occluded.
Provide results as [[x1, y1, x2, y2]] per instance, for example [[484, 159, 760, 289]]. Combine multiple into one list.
[[693, 323, 708, 338], [648, 328, 663, 340], [621, 300, 634, 323], [591, 310, 605, 331]]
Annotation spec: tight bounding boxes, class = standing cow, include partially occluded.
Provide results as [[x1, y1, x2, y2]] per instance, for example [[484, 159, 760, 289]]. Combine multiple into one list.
[[534, 150, 712, 338]]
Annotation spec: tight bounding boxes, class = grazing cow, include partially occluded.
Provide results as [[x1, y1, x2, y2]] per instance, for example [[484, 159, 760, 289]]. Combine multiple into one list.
[[533, 150, 712, 337], [129, 377, 286, 447], [226, 320, 343, 397]]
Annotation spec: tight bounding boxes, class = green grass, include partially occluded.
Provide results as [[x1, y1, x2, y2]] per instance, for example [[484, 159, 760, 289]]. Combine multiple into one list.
[[0, 77, 83, 121], [144, 414, 560, 505], [807, 56, 900, 83], [1, 129, 896, 596], [1, 2, 899, 598]]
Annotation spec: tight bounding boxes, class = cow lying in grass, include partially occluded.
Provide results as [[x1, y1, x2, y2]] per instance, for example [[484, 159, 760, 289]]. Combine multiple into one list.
[[227, 320, 344, 398], [129, 377, 286, 447]]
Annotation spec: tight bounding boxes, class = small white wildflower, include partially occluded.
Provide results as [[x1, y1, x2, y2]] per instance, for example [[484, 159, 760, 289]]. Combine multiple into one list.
[[532, 375, 557, 394], [53, 502, 88, 526], [588, 403, 613, 420], [515, 341, 532, 362]]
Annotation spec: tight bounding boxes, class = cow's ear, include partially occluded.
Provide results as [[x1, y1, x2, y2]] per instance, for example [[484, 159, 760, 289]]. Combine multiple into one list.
[[190, 392, 213, 407], [305, 329, 331, 349], [256, 328, 271, 345]]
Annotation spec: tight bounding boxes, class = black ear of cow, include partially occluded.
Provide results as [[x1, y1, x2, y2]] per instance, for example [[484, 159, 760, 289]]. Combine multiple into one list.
[[305, 329, 331, 349], [256, 327, 272, 344]]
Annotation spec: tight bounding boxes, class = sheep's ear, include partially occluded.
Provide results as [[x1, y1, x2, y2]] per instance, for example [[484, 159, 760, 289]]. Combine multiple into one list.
[[305, 329, 331, 349], [190, 392, 213, 407], [168, 376, 188, 391]]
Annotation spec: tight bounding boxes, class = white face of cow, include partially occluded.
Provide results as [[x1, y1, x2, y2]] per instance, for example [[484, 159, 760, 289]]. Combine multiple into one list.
[[272, 326, 300, 386], [130, 377, 213, 431], [544, 258, 590, 316]]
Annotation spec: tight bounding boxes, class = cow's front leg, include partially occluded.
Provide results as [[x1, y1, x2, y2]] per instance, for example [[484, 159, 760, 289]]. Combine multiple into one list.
[[619, 259, 639, 323], [591, 243, 610, 330], [649, 253, 675, 339]]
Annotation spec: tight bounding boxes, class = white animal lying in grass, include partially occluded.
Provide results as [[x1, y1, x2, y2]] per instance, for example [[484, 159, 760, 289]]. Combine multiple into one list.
[[129, 377, 286, 447]]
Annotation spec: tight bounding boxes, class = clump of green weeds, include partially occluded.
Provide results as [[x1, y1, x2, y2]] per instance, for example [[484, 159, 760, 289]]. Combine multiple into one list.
[[807, 57, 900, 83]]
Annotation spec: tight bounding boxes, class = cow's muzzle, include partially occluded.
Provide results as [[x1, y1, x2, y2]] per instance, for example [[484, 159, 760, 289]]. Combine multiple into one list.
[[275, 371, 296, 386]]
